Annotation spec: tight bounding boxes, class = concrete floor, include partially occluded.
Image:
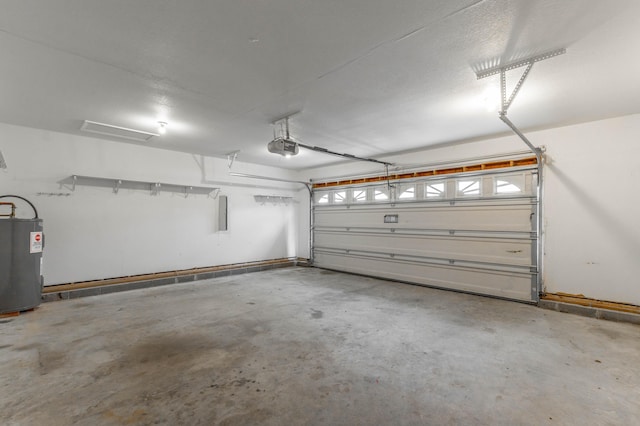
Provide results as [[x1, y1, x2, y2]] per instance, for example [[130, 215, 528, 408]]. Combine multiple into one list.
[[1, 267, 639, 426]]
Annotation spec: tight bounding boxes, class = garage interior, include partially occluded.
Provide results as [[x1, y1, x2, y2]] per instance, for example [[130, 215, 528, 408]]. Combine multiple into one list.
[[1, 1, 639, 425]]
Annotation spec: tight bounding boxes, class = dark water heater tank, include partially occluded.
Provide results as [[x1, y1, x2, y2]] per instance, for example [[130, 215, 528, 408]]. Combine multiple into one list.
[[0, 196, 43, 315]]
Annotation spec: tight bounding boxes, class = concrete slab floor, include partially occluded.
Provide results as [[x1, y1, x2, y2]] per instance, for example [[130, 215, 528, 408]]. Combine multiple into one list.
[[1, 267, 639, 426]]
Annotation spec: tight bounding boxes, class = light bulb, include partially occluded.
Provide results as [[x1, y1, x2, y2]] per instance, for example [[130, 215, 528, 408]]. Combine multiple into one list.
[[157, 121, 168, 135]]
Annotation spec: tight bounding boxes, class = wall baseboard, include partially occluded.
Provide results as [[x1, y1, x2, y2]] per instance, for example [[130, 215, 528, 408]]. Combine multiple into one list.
[[42, 258, 309, 302], [539, 293, 640, 325]]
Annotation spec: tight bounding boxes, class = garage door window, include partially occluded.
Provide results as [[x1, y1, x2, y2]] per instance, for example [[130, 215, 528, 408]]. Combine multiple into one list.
[[374, 188, 389, 201], [334, 191, 346, 203], [457, 179, 481, 197], [494, 174, 524, 195], [426, 181, 446, 199], [353, 189, 367, 202], [398, 185, 416, 200], [316, 193, 330, 204]]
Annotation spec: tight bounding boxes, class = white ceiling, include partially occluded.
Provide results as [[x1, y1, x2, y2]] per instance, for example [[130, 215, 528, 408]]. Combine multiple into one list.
[[1, 0, 639, 169]]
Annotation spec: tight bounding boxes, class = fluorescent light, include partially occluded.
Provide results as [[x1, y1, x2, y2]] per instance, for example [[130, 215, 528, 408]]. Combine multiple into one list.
[[80, 120, 158, 142]]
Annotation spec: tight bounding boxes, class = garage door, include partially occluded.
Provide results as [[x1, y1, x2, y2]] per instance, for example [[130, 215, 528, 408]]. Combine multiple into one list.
[[312, 159, 539, 302]]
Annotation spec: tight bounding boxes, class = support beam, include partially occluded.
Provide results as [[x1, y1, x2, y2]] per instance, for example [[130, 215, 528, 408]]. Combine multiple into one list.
[[477, 47, 566, 154], [475, 48, 565, 302], [498, 114, 540, 158], [475, 48, 566, 79], [501, 62, 533, 114]]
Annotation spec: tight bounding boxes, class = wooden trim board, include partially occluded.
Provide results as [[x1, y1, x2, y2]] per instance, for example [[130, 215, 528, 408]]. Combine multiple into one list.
[[541, 293, 640, 315], [43, 258, 302, 294]]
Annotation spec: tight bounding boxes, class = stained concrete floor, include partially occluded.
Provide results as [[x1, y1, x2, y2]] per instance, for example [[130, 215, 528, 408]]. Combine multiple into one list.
[[1, 267, 639, 426]]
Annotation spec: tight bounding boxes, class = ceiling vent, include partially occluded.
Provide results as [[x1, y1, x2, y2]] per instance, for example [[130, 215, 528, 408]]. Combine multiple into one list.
[[80, 120, 158, 142]]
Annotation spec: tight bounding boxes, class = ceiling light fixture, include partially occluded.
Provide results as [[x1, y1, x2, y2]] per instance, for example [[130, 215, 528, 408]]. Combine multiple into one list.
[[80, 120, 158, 142], [157, 121, 168, 135]]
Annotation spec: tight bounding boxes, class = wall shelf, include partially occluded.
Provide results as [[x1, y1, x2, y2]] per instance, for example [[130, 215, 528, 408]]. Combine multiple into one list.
[[68, 175, 219, 198]]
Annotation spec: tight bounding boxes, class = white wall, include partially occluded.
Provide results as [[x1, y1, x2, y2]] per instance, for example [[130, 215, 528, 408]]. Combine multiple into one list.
[[540, 115, 640, 306], [3, 114, 639, 305], [0, 123, 301, 285], [300, 113, 640, 306]]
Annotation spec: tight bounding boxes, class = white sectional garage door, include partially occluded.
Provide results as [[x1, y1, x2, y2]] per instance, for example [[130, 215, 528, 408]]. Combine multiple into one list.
[[312, 163, 539, 302]]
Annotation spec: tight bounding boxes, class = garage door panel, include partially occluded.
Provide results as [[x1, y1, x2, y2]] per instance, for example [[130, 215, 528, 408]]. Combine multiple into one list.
[[314, 252, 534, 302], [313, 232, 534, 267], [315, 203, 535, 232]]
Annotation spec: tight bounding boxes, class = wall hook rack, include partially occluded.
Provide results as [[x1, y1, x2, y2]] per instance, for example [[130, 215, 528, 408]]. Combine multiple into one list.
[[253, 195, 294, 205]]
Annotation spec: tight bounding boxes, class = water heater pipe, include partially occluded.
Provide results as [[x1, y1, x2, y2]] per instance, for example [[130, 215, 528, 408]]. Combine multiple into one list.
[[0, 195, 39, 219]]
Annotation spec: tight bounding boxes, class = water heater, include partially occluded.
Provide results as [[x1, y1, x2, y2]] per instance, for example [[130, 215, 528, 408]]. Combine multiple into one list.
[[0, 196, 43, 315]]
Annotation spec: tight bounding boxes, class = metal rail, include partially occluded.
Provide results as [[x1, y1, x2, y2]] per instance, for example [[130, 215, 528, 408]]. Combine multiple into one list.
[[297, 142, 393, 166], [475, 48, 566, 300], [475, 48, 566, 79]]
